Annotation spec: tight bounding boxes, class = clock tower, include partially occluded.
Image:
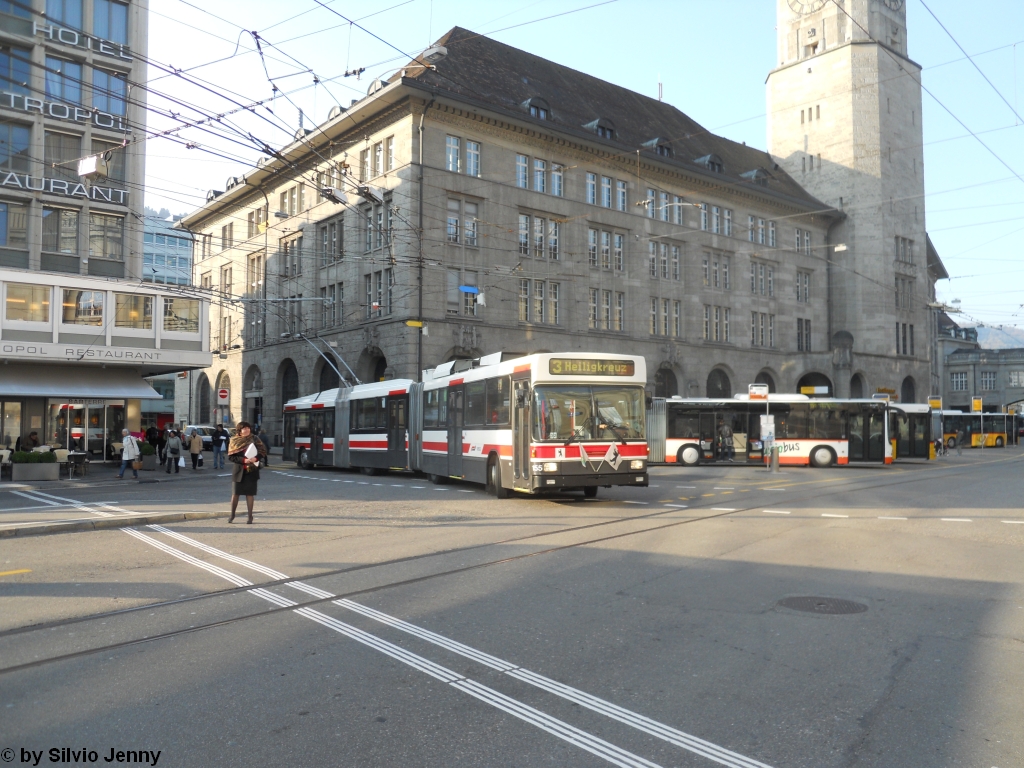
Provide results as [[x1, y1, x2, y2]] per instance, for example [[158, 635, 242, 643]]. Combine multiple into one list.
[[767, 0, 931, 402]]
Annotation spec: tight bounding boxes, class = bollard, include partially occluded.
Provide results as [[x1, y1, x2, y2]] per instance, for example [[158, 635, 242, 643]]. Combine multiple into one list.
[[770, 445, 780, 473]]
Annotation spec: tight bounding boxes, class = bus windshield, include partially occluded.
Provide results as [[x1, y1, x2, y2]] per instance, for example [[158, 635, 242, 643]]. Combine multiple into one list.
[[533, 386, 645, 441]]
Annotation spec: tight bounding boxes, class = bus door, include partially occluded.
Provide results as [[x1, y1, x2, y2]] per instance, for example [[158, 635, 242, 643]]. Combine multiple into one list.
[[909, 411, 930, 457], [699, 412, 716, 460], [387, 395, 408, 468], [513, 379, 531, 489], [448, 386, 464, 478], [848, 407, 886, 462], [310, 411, 325, 464], [283, 413, 296, 462]]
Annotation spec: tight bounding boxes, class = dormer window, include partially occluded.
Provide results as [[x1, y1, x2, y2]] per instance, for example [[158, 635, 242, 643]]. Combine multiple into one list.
[[643, 138, 673, 158], [741, 168, 773, 187], [522, 97, 550, 121], [696, 154, 724, 174], [584, 118, 615, 141]]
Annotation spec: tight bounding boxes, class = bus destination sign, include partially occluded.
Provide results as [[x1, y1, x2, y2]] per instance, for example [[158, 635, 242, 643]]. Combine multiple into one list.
[[549, 358, 635, 376]]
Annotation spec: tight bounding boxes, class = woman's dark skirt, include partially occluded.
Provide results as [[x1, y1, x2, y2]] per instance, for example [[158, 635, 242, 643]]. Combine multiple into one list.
[[232, 472, 259, 497]]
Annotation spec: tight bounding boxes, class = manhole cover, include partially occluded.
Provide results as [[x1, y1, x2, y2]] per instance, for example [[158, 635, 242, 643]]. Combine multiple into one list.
[[777, 596, 867, 615]]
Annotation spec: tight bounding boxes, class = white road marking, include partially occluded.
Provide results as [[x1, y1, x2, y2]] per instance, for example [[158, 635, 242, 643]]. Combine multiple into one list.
[[762, 510, 790, 515], [434, 488, 449, 491], [821, 513, 848, 518], [675, 486, 696, 489], [390, 484, 403, 487], [1002, 520, 1024, 525], [411, 485, 425, 489], [458, 490, 475, 493], [14, 490, 115, 517], [217, 473, 232, 477], [127, 524, 774, 768], [343, 480, 354, 483], [623, 501, 648, 505], [662, 504, 688, 509], [120, 529, 672, 768], [711, 507, 737, 512], [879, 516, 907, 520], [713, 487, 734, 490], [941, 518, 972, 523], [763, 488, 786, 491]]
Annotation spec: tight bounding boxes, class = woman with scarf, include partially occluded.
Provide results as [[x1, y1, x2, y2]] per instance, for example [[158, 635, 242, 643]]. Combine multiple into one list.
[[227, 421, 267, 524]]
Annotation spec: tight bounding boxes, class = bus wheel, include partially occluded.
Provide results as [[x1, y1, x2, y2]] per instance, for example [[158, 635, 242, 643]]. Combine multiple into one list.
[[946, 436, 956, 448], [489, 458, 510, 499], [678, 445, 700, 466], [810, 446, 835, 468], [583, 486, 598, 498], [995, 436, 1004, 447], [429, 473, 446, 485], [297, 450, 309, 469], [360, 465, 378, 476]]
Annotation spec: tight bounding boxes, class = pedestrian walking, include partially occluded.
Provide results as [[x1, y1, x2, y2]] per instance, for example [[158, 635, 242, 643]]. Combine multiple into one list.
[[165, 430, 182, 473], [116, 428, 140, 480], [956, 428, 965, 456], [253, 424, 269, 466], [188, 429, 203, 470], [212, 424, 228, 469], [717, 418, 734, 462], [228, 421, 267, 524]]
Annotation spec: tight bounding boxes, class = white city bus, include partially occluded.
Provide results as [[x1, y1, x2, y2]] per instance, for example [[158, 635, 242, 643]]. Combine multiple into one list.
[[283, 352, 650, 496], [647, 394, 931, 467]]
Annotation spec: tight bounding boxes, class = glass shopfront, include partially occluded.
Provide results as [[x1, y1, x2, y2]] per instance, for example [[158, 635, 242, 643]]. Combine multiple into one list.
[[46, 399, 126, 460]]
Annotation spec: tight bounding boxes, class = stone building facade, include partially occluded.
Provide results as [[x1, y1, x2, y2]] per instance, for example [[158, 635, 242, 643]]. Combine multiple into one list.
[[182, 14, 944, 446], [767, 0, 940, 403]]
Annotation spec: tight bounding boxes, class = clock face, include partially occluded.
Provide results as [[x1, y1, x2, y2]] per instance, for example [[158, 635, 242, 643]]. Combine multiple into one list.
[[883, 0, 905, 10], [788, 0, 827, 13]]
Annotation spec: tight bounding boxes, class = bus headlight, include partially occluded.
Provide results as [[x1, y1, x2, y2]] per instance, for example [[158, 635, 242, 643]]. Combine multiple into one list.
[[532, 463, 543, 474], [543, 462, 558, 472], [630, 460, 645, 470]]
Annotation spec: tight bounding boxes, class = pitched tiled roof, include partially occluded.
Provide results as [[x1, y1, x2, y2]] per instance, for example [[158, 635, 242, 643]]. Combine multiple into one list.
[[398, 27, 828, 211]]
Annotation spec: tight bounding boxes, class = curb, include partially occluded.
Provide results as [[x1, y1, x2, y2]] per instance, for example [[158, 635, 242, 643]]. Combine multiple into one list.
[[0, 509, 227, 539]]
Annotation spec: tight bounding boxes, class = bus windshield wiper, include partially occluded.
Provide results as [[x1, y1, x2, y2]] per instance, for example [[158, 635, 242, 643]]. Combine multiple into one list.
[[599, 421, 630, 445]]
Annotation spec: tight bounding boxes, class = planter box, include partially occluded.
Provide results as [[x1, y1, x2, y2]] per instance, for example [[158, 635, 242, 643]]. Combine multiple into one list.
[[12, 463, 60, 482], [141, 454, 158, 471]]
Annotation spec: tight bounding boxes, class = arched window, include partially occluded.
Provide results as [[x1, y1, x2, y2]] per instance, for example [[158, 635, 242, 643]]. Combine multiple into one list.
[[850, 374, 864, 399], [754, 371, 776, 393], [319, 363, 340, 392], [196, 373, 210, 423], [706, 369, 732, 399], [797, 372, 833, 397], [655, 369, 678, 398], [280, 360, 299, 407], [900, 376, 916, 404]]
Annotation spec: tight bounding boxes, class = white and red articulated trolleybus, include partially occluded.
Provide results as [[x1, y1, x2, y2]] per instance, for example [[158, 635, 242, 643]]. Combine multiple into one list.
[[282, 352, 650, 496]]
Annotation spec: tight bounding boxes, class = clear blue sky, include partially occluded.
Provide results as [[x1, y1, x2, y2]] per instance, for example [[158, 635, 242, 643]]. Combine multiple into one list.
[[145, 0, 1024, 328]]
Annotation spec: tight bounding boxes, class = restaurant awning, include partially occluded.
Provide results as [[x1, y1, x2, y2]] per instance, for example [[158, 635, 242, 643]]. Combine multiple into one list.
[[0, 365, 163, 399]]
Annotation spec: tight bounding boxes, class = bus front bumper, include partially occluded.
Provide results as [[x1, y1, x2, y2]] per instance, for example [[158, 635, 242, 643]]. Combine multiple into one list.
[[530, 471, 649, 491]]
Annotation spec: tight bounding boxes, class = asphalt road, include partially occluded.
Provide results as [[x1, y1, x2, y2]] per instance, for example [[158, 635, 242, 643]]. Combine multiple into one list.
[[1, 449, 1022, 768]]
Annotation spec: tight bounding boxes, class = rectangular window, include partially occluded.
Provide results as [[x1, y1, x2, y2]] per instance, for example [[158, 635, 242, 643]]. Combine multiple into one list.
[[617, 181, 628, 212], [89, 213, 123, 260], [614, 234, 624, 271], [712, 258, 719, 288], [647, 189, 656, 218], [804, 231, 811, 255], [589, 288, 598, 330], [797, 271, 810, 302], [533, 216, 546, 258], [650, 298, 658, 336], [1009, 371, 1024, 388], [759, 313, 766, 347], [602, 289, 612, 330], [601, 231, 612, 270], [519, 279, 529, 322], [0, 120, 29, 173], [465, 140, 479, 177], [713, 306, 721, 342], [94, 0, 128, 44], [516, 154, 528, 188], [164, 298, 199, 333], [465, 202, 478, 246], [62, 289, 103, 325], [589, 228, 598, 267], [712, 205, 720, 234], [519, 214, 530, 255], [751, 312, 758, 346], [673, 301, 681, 337], [797, 318, 804, 352], [0, 45, 31, 98], [749, 215, 756, 243], [673, 195, 684, 225], [387, 136, 396, 171], [660, 192, 670, 222], [552, 164, 563, 197], [547, 282, 559, 325], [445, 135, 460, 173], [758, 264, 765, 295], [795, 228, 801, 251], [534, 158, 547, 193], [649, 242, 657, 278], [5, 283, 49, 322], [703, 305, 710, 340], [909, 324, 914, 356], [758, 219, 766, 245], [615, 292, 625, 331], [115, 293, 152, 330], [533, 280, 545, 323], [769, 315, 775, 348], [601, 176, 612, 208], [374, 142, 384, 177], [446, 199, 460, 243], [723, 258, 730, 290], [950, 372, 968, 391], [662, 299, 669, 336], [724, 209, 732, 237], [44, 131, 81, 182], [92, 68, 126, 115], [45, 56, 82, 104], [723, 308, 730, 342], [41, 207, 77, 254], [671, 245, 680, 281], [463, 270, 478, 316], [702, 256, 709, 287], [586, 173, 597, 205], [766, 266, 773, 297], [700, 203, 708, 231], [768, 221, 776, 247], [548, 219, 559, 259], [221, 222, 233, 251]]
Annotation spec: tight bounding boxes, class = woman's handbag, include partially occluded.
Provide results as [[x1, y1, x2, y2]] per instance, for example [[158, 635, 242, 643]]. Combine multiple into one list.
[[132, 459, 143, 470]]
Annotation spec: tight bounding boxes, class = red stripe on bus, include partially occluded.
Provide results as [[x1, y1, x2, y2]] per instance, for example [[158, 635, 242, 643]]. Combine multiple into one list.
[[350, 440, 388, 449], [449, 378, 464, 387], [513, 364, 531, 373], [389, 389, 407, 397], [423, 441, 447, 451]]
